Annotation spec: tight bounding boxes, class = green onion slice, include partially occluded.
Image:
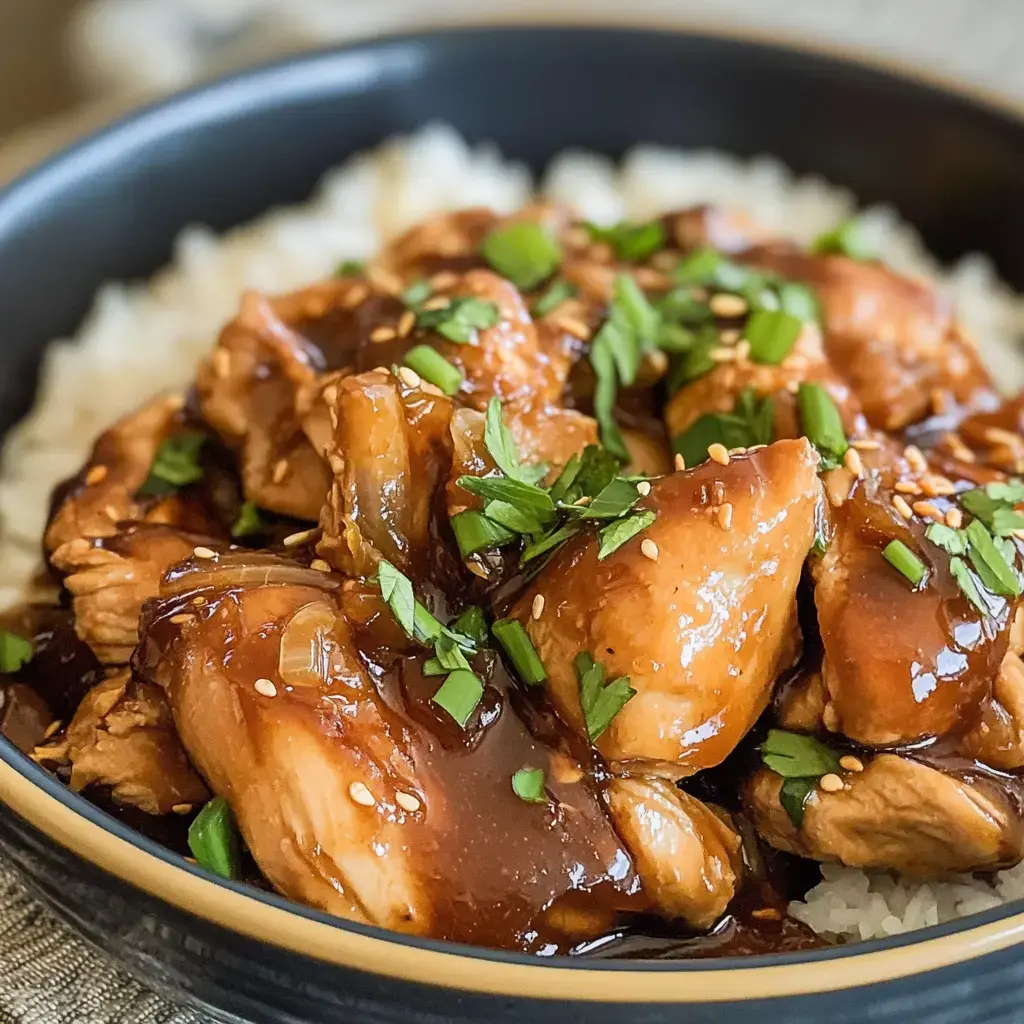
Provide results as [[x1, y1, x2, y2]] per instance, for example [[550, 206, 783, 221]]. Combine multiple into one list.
[[452, 606, 488, 644], [881, 539, 928, 588], [531, 278, 578, 318], [187, 797, 241, 880], [138, 432, 206, 496], [431, 669, 484, 728], [417, 297, 500, 344], [797, 382, 849, 467], [812, 218, 877, 261], [402, 345, 463, 396], [965, 519, 1021, 597], [481, 222, 562, 290], [511, 767, 548, 804], [0, 632, 33, 673], [492, 618, 547, 685], [744, 309, 803, 364], [230, 500, 265, 539], [586, 220, 667, 262]]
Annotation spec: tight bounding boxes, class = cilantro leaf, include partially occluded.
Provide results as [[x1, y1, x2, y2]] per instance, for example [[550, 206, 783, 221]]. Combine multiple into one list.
[[597, 510, 657, 560], [575, 651, 636, 743]]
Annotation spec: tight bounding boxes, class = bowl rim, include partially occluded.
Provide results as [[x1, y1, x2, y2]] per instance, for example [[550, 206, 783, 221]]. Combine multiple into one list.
[[3, 20, 1024, 1003]]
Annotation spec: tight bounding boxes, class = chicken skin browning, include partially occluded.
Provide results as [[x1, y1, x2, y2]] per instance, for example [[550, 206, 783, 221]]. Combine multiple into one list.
[[513, 439, 820, 772], [25, 199, 1024, 957]]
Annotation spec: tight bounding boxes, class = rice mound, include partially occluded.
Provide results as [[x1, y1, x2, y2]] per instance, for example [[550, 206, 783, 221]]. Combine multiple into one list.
[[3, 122, 1024, 944]]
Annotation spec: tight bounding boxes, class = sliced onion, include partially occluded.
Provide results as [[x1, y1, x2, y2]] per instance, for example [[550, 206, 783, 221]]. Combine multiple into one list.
[[162, 553, 339, 598], [278, 600, 338, 689]]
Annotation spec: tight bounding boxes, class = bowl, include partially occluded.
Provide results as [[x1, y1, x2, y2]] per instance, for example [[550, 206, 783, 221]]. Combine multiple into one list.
[[3, 24, 1024, 1024]]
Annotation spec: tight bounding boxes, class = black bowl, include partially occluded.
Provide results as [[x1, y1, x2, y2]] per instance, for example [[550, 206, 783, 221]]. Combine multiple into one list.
[[2, 24, 1024, 1024]]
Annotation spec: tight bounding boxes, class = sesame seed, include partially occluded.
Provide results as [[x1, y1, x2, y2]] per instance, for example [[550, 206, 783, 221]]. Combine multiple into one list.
[[254, 678, 277, 698], [839, 755, 865, 773], [710, 346, 737, 362], [370, 325, 397, 343], [751, 907, 782, 922], [894, 480, 922, 495], [398, 366, 422, 389], [984, 426, 1023, 447], [843, 448, 863, 477], [734, 339, 751, 361], [707, 443, 730, 466], [716, 502, 734, 530], [367, 266, 403, 295], [170, 613, 194, 625], [310, 559, 332, 573], [429, 270, 457, 290], [272, 459, 290, 484], [718, 328, 741, 345], [349, 781, 376, 807], [643, 349, 669, 375], [912, 500, 943, 521], [420, 381, 444, 397], [283, 528, 318, 548], [171, 803, 194, 815], [342, 282, 370, 308], [85, 464, 108, 486], [640, 539, 660, 562], [531, 593, 546, 620], [43, 720, 62, 739], [945, 507, 963, 528], [193, 546, 217, 559], [637, 481, 652, 496], [674, 453, 686, 472], [920, 474, 956, 497], [192, 596, 207, 607], [396, 791, 421, 813], [822, 702, 839, 731], [421, 296, 451, 311], [892, 495, 913, 519], [553, 315, 592, 341], [708, 293, 749, 318], [851, 439, 882, 451], [397, 310, 416, 337], [573, 495, 592, 506], [819, 773, 844, 793], [903, 445, 928, 474]]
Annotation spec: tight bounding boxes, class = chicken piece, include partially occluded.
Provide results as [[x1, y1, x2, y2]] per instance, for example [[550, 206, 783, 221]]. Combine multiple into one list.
[[137, 554, 642, 950], [58, 669, 208, 815], [621, 428, 673, 478], [813, 441, 1009, 747], [512, 439, 820, 772], [665, 204, 770, 254], [196, 289, 337, 520], [961, 649, 1024, 771], [776, 671, 828, 733], [744, 755, 1024, 876], [51, 524, 218, 664], [45, 394, 187, 553], [742, 245, 994, 430], [664, 321, 863, 444], [605, 777, 743, 929], [316, 370, 454, 578]]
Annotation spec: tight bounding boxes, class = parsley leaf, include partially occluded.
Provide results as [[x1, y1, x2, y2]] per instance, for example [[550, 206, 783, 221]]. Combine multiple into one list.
[[597, 510, 657, 560], [965, 519, 1021, 598], [672, 388, 773, 468], [760, 729, 842, 779], [138, 432, 205, 496], [483, 397, 547, 485], [575, 651, 636, 743], [417, 297, 499, 344], [586, 220, 667, 262], [230, 500, 265, 539], [377, 560, 416, 637], [0, 632, 33, 673], [511, 767, 548, 804]]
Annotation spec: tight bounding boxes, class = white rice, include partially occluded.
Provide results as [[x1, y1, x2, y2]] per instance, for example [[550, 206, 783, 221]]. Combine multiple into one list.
[[3, 122, 1024, 943]]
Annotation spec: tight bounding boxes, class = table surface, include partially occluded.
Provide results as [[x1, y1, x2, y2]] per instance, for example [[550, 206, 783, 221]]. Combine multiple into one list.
[[3, 2, 1024, 1022]]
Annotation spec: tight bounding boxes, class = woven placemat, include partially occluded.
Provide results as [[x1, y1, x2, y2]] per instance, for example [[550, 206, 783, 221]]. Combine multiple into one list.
[[3, 1, 1024, 1020]]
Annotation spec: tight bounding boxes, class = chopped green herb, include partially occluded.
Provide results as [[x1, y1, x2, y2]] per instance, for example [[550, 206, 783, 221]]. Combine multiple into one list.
[[138, 432, 206, 496], [666, 326, 719, 392], [520, 522, 582, 565], [0, 632, 33, 673], [483, 397, 547, 485], [744, 309, 803, 364], [881, 539, 928, 588], [925, 522, 969, 556], [960, 486, 1024, 537], [377, 559, 416, 637], [481, 499, 546, 535], [575, 651, 636, 743], [511, 767, 548, 804], [657, 288, 714, 328], [481, 222, 562, 290], [987, 480, 1024, 504], [531, 278, 578, 318], [452, 606, 488, 644], [422, 657, 447, 677], [813, 218, 877, 261], [657, 323, 697, 353], [597, 510, 657, 560], [949, 555, 994, 615], [492, 618, 547, 685], [417, 297, 500, 344], [432, 634, 472, 673], [965, 519, 1021, 598], [673, 247, 724, 285], [586, 219, 667, 262], [672, 388, 774, 468], [761, 729, 842, 779], [590, 337, 628, 461], [402, 345, 463, 396], [777, 282, 819, 323], [779, 778, 818, 829], [797, 382, 849, 468], [578, 478, 640, 520], [401, 279, 432, 309], [230, 500, 264, 539], [431, 669, 484, 728], [457, 475, 556, 521], [450, 510, 518, 557], [548, 452, 583, 505], [335, 259, 365, 277], [573, 445, 621, 499], [187, 797, 240, 880]]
